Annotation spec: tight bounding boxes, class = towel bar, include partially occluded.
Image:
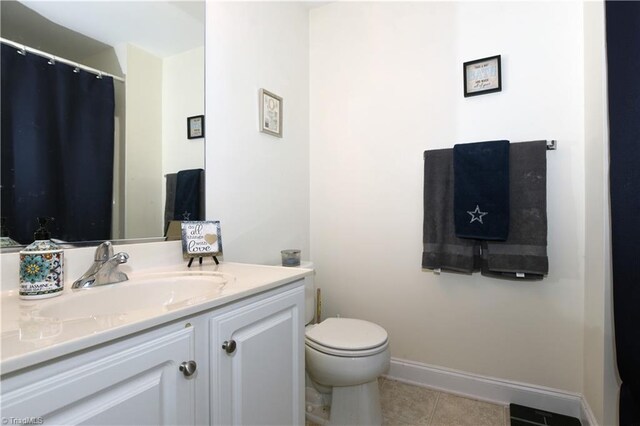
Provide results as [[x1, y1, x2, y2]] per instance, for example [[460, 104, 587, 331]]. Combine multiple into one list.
[[423, 140, 557, 159]]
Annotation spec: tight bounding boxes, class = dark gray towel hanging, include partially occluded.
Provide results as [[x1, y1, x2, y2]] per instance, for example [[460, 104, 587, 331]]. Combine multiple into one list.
[[422, 148, 480, 273], [480, 140, 548, 279], [164, 173, 177, 233]]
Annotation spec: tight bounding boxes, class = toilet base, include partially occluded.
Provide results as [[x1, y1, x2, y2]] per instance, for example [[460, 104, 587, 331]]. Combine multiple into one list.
[[328, 379, 382, 426]]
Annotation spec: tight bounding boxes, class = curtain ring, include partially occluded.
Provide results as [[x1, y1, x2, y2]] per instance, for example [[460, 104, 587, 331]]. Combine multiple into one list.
[[73, 66, 80, 74], [96, 72, 103, 79], [17, 45, 26, 56], [48, 56, 56, 65]]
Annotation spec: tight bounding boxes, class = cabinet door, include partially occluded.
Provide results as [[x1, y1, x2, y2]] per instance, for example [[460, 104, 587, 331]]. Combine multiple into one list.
[[210, 286, 304, 425], [1, 325, 196, 425]]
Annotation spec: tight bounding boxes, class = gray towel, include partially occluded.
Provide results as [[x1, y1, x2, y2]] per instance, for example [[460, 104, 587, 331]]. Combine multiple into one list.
[[164, 173, 177, 234], [423, 149, 480, 273], [199, 170, 206, 220], [481, 141, 548, 279]]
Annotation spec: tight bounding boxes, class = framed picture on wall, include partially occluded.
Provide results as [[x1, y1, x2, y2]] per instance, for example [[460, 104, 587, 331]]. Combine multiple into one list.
[[463, 55, 502, 97], [259, 89, 283, 138], [187, 115, 205, 139]]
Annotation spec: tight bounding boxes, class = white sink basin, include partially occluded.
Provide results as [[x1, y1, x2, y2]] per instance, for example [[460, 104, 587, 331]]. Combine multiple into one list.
[[0, 262, 311, 374], [38, 270, 231, 320]]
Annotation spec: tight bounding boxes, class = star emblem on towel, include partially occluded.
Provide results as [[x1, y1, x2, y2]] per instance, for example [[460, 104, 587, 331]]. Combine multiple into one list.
[[467, 205, 488, 224]]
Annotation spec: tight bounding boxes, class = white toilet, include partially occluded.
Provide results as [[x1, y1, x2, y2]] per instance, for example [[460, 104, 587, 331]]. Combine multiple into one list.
[[301, 262, 390, 425]]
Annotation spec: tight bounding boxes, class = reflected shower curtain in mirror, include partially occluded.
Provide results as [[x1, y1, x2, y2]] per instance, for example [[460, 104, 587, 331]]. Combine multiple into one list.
[[1, 44, 115, 243]]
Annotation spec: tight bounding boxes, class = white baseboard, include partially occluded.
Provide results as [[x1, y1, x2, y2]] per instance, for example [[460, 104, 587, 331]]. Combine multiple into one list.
[[581, 397, 599, 426], [386, 357, 597, 426]]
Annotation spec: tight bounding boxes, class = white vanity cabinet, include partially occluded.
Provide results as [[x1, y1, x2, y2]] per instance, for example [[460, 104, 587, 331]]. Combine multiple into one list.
[[0, 277, 306, 426], [209, 284, 305, 425], [0, 321, 197, 425]]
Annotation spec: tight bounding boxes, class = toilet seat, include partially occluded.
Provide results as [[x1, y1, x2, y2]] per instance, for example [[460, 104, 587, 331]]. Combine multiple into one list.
[[305, 318, 388, 357]]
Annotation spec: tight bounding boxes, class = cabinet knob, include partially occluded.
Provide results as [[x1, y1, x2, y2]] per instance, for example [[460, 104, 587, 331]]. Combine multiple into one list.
[[222, 340, 237, 354], [179, 360, 197, 377]]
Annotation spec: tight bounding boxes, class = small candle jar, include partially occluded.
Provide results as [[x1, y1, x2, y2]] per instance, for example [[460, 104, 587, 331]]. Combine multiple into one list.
[[281, 249, 301, 267]]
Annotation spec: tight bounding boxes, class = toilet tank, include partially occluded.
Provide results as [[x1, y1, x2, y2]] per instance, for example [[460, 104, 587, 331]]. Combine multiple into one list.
[[298, 261, 316, 325]]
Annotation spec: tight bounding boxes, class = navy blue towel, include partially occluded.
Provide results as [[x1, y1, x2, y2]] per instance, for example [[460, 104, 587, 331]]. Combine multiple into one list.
[[453, 140, 510, 240], [174, 169, 204, 221]]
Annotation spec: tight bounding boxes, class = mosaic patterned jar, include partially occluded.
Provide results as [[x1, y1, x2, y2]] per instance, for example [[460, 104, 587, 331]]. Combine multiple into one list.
[[19, 239, 64, 300]]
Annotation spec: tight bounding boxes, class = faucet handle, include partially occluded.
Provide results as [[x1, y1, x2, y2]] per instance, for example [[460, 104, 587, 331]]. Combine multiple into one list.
[[94, 241, 115, 262], [111, 252, 129, 265]]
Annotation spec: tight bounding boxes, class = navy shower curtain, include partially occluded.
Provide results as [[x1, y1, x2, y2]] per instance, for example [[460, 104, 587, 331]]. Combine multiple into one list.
[[606, 2, 640, 425], [1, 43, 115, 243]]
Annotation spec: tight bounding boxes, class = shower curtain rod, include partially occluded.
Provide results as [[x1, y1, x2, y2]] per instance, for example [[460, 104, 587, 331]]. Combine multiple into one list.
[[0, 37, 125, 83]]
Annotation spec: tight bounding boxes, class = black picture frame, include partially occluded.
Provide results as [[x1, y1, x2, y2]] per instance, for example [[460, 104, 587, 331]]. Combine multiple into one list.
[[187, 115, 205, 139], [463, 55, 502, 97]]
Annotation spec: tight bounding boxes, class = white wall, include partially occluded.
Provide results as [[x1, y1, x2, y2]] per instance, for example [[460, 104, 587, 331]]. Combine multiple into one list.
[[205, 2, 310, 265], [310, 1, 585, 393], [162, 46, 205, 177], [583, 2, 619, 425], [162, 46, 205, 221], [125, 44, 164, 238]]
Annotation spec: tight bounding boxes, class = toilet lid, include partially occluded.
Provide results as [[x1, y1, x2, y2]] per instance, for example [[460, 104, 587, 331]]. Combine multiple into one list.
[[305, 318, 388, 352]]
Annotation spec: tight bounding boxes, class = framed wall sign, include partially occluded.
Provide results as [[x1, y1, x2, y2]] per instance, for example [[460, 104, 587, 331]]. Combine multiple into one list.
[[463, 55, 502, 97], [187, 115, 205, 139], [180, 221, 222, 258], [259, 88, 283, 138]]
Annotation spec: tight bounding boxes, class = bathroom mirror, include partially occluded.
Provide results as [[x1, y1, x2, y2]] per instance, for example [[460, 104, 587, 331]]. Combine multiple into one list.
[[0, 0, 205, 247]]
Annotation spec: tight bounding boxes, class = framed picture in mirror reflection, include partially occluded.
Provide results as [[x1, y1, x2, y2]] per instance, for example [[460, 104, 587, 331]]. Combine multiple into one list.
[[187, 115, 205, 139]]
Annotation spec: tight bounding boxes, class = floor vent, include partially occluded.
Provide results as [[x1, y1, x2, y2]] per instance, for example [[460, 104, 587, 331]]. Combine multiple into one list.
[[510, 403, 581, 426]]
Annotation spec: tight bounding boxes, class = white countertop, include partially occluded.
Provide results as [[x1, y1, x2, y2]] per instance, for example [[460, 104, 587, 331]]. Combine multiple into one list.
[[0, 262, 312, 375]]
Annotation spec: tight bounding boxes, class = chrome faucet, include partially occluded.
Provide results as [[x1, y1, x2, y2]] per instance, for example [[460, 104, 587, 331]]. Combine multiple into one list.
[[72, 241, 129, 289]]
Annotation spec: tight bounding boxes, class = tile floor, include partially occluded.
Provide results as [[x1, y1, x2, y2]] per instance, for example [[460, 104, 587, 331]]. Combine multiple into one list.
[[306, 377, 509, 426]]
